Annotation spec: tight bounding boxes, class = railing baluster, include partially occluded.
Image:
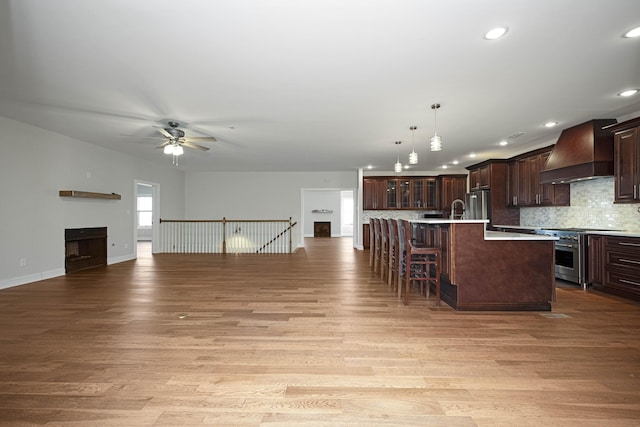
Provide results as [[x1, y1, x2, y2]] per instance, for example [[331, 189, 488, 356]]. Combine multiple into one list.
[[158, 218, 297, 254]]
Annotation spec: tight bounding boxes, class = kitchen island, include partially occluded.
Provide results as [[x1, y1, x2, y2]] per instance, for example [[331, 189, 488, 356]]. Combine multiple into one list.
[[411, 219, 557, 311]]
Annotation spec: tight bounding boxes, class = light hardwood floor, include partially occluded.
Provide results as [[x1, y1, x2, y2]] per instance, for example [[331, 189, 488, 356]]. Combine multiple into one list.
[[1, 237, 639, 426]]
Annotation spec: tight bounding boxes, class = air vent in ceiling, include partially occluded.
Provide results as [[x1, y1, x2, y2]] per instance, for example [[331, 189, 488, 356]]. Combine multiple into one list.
[[507, 131, 525, 139]]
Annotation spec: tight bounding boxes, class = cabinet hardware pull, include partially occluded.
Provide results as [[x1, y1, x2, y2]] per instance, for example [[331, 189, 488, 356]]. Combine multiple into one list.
[[556, 243, 576, 248], [619, 258, 640, 265], [620, 279, 640, 287], [619, 242, 640, 247]]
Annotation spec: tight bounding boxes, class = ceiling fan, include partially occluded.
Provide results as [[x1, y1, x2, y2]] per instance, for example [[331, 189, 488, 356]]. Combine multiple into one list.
[[149, 121, 216, 165], [154, 121, 215, 152]]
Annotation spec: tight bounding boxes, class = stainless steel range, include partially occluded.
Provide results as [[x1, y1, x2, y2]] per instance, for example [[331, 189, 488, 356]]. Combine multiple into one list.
[[535, 228, 617, 288]]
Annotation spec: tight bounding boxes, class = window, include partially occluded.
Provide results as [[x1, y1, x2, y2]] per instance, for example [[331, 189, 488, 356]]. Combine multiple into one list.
[[137, 196, 153, 227]]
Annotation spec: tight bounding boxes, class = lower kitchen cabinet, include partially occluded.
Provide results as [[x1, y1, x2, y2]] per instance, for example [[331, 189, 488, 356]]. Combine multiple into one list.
[[587, 234, 604, 287], [362, 223, 370, 249], [591, 235, 640, 301]]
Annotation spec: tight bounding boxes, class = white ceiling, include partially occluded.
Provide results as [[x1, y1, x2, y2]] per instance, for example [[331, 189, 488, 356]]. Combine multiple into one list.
[[1, 0, 639, 173]]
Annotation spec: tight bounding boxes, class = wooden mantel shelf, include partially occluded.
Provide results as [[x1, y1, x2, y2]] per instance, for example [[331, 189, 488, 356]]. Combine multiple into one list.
[[59, 190, 121, 200]]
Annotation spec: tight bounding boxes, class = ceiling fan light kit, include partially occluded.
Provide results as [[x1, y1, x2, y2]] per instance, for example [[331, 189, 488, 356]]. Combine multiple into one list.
[[150, 121, 215, 165]]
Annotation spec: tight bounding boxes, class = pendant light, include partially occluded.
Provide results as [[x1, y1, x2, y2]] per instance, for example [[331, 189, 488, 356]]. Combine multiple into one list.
[[394, 141, 403, 173], [408, 126, 418, 165], [430, 103, 443, 151]]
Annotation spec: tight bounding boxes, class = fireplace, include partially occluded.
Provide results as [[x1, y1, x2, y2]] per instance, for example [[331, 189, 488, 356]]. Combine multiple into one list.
[[65, 227, 107, 273], [313, 221, 331, 237]]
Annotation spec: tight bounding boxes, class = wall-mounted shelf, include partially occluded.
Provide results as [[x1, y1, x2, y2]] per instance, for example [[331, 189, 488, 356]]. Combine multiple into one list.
[[59, 190, 121, 200]]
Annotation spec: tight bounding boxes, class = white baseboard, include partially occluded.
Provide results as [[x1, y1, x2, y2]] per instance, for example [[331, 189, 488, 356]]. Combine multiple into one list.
[[0, 268, 65, 290], [108, 253, 136, 264]]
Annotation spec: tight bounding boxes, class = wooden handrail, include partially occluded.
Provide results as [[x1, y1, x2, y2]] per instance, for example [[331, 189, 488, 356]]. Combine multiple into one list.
[[256, 219, 298, 253]]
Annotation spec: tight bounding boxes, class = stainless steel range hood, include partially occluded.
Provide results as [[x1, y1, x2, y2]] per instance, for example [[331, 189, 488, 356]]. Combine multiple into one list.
[[539, 119, 617, 184]]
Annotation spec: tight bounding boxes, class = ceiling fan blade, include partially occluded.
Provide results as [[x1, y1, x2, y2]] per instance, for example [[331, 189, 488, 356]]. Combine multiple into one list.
[[154, 126, 173, 138], [120, 134, 166, 140], [180, 141, 210, 151], [184, 136, 217, 142], [155, 141, 171, 148]]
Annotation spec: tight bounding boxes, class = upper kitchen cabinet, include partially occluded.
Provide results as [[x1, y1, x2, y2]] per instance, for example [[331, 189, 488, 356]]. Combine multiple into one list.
[[466, 160, 519, 225], [363, 178, 386, 210], [469, 164, 491, 190], [439, 174, 467, 218], [363, 176, 438, 210], [508, 146, 570, 207], [412, 177, 438, 209], [607, 117, 640, 203]]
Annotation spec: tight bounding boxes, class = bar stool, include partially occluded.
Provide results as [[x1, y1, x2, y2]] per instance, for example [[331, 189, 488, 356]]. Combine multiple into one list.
[[379, 218, 389, 281], [386, 218, 399, 290], [399, 219, 441, 306], [372, 218, 382, 273], [369, 218, 376, 268]]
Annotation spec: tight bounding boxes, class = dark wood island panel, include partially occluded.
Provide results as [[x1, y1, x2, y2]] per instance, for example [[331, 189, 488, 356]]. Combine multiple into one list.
[[416, 221, 555, 311]]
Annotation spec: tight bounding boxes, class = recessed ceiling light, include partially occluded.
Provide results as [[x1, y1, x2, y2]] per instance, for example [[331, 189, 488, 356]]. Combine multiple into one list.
[[367, 165, 373, 169], [618, 89, 638, 97], [469, 153, 477, 158], [544, 121, 558, 128], [452, 160, 459, 165], [484, 27, 508, 40], [499, 140, 508, 146], [442, 165, 448, 169], [623, 26, 640, 38]]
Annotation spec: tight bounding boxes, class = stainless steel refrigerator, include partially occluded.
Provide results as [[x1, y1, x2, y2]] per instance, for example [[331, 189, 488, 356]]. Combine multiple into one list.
[[465, 189, 491, 221]]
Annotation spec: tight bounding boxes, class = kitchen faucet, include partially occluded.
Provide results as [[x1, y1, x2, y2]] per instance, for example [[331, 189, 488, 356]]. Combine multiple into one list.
[[450, 199, 466, 220]]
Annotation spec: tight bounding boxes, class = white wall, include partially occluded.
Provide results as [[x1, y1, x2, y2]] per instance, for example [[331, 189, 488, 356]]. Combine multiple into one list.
[[302, 190, 342, 237], [185, 171, 358, 248], [0, 116, 185, 289]]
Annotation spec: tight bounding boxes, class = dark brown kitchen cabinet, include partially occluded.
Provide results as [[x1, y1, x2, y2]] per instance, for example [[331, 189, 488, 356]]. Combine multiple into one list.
[[385, 178, 412, 209], [386, 179, 399, 209], [363, 178, 385, 210], [508, 147, 570, 207], [587, 234, 604, 287], [363, 176, 440, 210], [607, 117, 640, 203], [362, 223, 370, 249], [412, 178, 438, 209], [439, 175, 467, 218], [466, 160, 519, 225], [591, 235, 640, 301], [469, 165, 491, 190]]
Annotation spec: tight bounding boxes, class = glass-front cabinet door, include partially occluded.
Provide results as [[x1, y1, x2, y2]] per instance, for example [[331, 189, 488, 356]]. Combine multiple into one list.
[[386, 179, 398, 209], [412, 179, 424, 208], [399, 179, 411, 208]]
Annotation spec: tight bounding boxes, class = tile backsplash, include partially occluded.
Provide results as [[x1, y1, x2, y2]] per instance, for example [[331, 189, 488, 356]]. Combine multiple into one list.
[[520, 177, 640, 232]]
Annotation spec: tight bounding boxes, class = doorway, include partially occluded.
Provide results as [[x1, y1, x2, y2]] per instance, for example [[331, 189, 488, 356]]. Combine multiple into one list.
[[301, 188, 356, 248], [134, 180, 160, 256]]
